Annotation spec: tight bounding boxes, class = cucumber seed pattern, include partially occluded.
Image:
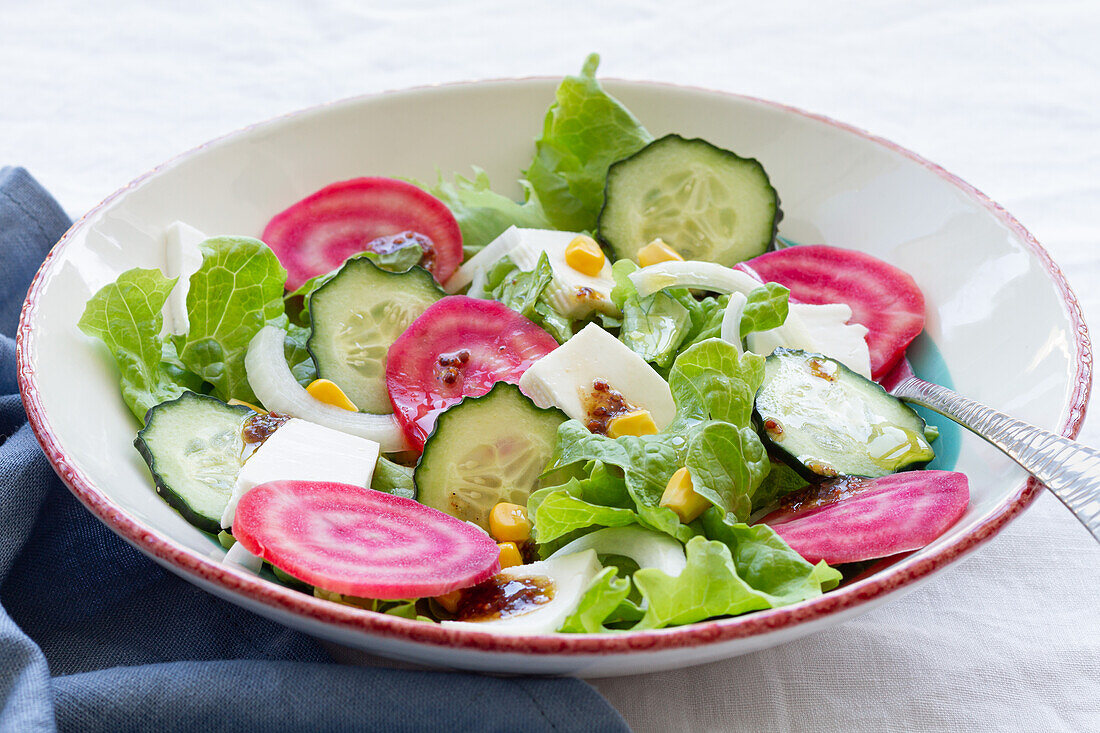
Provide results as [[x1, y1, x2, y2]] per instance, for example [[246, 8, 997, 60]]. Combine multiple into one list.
[[641, 169, 739, 259], [183, 428, 242, 497], [447, 438, 548, 528]]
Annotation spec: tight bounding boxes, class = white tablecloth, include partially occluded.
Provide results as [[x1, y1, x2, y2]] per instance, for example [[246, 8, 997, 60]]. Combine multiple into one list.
[[3, 1, 1098, 730]]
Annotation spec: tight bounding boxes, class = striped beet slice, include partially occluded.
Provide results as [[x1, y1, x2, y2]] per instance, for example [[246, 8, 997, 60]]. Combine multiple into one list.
[[759, 471, 969, 565], [385, 296, 559, 451], [263, 177, 463, 290], [739, 245, 925, 380], [233, 480, 500, 599]]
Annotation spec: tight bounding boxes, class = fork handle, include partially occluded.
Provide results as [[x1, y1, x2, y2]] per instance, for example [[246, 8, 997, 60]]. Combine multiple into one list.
[[892, 376, 1100, 543]]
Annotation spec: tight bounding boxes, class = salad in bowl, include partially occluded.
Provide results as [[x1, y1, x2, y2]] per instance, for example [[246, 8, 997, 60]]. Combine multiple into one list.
[[77, 55, 968, 636]]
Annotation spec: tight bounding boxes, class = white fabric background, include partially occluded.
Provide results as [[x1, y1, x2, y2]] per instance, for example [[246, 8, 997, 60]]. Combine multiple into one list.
[[3, 1, 1098, 730]]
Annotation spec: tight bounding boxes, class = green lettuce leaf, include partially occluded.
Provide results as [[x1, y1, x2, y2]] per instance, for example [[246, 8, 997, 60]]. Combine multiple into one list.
[[530, 483, 639, 544], [285, 267, 335, 306], [528, 461, 637, 544], [313, 592, 433, 623], [610, 260, 692, 369], [701, 509, 842, 599], [488, 252, 554, 318], [685, 421, 770, 521], [633, 537, 776, 629], [740, 283, 790, 338], [675, 293, 729, 352], [595, 311, 622, 330], [363, 239, 424, 273], [663, 339, 771, 518], [371, 456, 416, 500], [483, 253, 574, 343], [547, 421, 693, 542], [173, 237, 288, 403], [667, 338, 765, 427], [422, 168, 551, 258], [633, 530, 839, 629], [672, 283, 786, 357], [750, 460, 808, 514], [538, 339, 771, 541], [562, 515, 842, 632], [603, 595, 645, 628], [78, 268, 193, 423], [271, 564, 312, 591], [284, 322, 316, 386], [160, 339, 204, 394], [559, 567, 633, 633], [379, 599, 434, 622], [532, 301, 574, 343], [525, 54, 654, 232]]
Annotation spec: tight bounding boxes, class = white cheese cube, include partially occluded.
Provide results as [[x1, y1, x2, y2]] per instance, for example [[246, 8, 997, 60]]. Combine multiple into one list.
[[747, 303, 872, 378], [163, 221, 207, 335], [445, 227, 618, 318], [518, 322, 675, 430], [220, 418, 381, 529]]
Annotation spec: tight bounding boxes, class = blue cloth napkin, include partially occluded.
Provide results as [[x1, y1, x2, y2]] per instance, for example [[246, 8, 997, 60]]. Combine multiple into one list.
[[0, 167, 629, 733]]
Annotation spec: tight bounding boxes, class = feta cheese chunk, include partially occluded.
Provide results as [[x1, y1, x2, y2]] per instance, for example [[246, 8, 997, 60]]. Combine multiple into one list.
[[220, 418, 381, 529], [444, 227, 618, 318], [163, 221, 207, 335], [518, 323, 676, 430], [747, 302, 872, 378]]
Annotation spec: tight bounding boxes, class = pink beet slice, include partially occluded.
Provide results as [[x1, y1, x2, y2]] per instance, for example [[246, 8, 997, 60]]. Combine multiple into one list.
[[386, 296, 559, 451], [739, 245, 926, 380], [233, 480, 500, 599], [759, 471, 969, 565], [263, 177, 463, 290]]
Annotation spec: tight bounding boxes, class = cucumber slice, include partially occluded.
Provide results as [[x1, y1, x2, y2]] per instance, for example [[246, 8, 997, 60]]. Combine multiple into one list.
[[598, 134, 779, 266], [135, 392, 252, 533], [754, 349, 934, 480], [415, 383, 566, 530], [307, 258, 443, 414]]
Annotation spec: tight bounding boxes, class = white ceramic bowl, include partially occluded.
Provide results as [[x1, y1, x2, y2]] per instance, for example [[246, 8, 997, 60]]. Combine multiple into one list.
[[17, 78, 1091, 677]]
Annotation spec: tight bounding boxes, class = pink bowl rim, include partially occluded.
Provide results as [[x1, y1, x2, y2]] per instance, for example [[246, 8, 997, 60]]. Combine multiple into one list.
[[16, 77, 1092, 659]]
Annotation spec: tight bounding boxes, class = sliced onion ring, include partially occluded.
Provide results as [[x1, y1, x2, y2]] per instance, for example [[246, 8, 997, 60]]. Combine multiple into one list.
[[719, 291, 749, 355], [245, 325, 410, 453], [629, 260, 764, 298], [549, 526, 687, 578]]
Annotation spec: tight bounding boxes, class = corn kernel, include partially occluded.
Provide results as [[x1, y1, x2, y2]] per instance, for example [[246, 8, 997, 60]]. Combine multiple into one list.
[[306, 378, 358, 412], [498, 541, 524, 569], [489, 502, 531, 543], [637, 238, 684, 267], [660, 467, 711, 523], [564, 234, 606, 276], [434, 590, 463, 614], [228, 398, 266, 414], [606, 409, 658, 438]]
